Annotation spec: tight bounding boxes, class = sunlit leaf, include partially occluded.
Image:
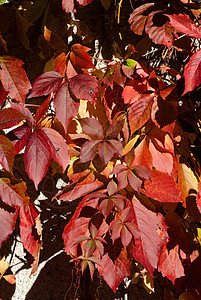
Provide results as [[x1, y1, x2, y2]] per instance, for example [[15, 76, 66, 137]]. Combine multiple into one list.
[[24, 128, 52, 189], [182, 49, 201, 95], [70, 44, 95, 70], [0, 108, 28, 130], [158, 245, 185, 284], [80, 140, 101, 163], [132, 197, 169, 276], [145, 11, 174, 48], [40, 127, 70, 172], [98, 247, 131, 293], [129, 3, 155, 35], [128, 93, 154, 134], [0, 208, 18, 248], [178, 163, 198, 202], [0, 178, 29, 207], [80, 118, 103, 138], [53, 83, 79, 134], [166, 14, 201, 39], [19, 201, 42, 274], [28, 71, 63, 98], [69, 74, 98, 103], [0, 135, 15, 171], [0, 56, 31, 103], [144, 170, 183, 203]]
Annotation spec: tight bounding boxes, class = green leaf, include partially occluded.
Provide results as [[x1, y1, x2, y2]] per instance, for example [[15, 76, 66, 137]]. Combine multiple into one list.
[[126, 59, 137, 69]]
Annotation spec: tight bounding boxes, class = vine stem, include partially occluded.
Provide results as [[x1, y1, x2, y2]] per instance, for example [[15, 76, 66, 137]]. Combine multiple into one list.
[[9, 235, 17, 264], [25, 104, 40, 107], [117, 0, 123, 24], [64, 268, 74, 300], [129, 0, 134, 11]]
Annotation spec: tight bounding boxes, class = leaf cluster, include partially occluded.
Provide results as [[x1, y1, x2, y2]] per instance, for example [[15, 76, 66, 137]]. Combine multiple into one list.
[[0, 0, 201, 298]]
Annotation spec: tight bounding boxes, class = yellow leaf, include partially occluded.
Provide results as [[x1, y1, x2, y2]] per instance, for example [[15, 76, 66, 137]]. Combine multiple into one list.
[[0, 257, 9, 280], [131, 272, 140, 284], [142, 272, 155, 294], [197, 228, 201, 246], [122, 135, 139, 156], [178, 163, 198, 203]]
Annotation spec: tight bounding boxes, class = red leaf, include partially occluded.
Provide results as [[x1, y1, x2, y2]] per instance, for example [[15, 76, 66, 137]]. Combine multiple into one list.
[[129, 3, 155, 35], [98, 250, 131, 293], [99, 198, 115, 219], [133, 165, 151, 180], [145, 11, 174, 48], [66, 59, 77, 79], [70, 44, 95, 70], [63, 195, 99, 256], [108, 139, 123, 156], [196, 181, 201, 213], [182, 48, 201, 95], [9, 102, 33, 124], [0, 108, 28, 130], [28, 71, 63, 98], [0, 208, 18, 248], [133, 138, 153, 170], [80, 140, 101, 163], [9, 125, 31, 155], [166, 14, 201, 39], [110, 195, 125, 211], [107, 180, 118, 196], [0, 82, 8, 105], [19, 201, 42, 274], [53, 83, 79, 134], [116, 168, 130, 190], [0, 56, 31, 103], [127, 171, 142, 191], [59, 179, 103, 202], [96, 190, 124, 219], [0, 135, 15, 171], [77, 0, 94, 6], [24, 128, 52, 189], [98, 141, 116, 165], [128, 93, 154, 134], [158, 245, 185, 284], [132, 197, 169, 276], [144, 170, 183, 203], [62, 0, 94, 13], [120, 225, 132, 249], [80, 118, 103, 138], [62, 0, 74, 13], [110, 219, 123, 241], [111, 207, 138, 248], [40, 127, 70, 172], [54, 53, 68, 77], [35, 95, 51, 124], [149, 138, 173, 175], [106, 120, 124, 138], [64, 218, 89, 256], [69, 74, 98, 103], [122, 79, 148, 105], [112, 63, 126, 87], [0, 179, 29, 207]]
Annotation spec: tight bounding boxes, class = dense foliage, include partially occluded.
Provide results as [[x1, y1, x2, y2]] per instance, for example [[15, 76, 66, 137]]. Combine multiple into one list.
[[0, 0, 201, 299]]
